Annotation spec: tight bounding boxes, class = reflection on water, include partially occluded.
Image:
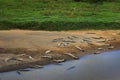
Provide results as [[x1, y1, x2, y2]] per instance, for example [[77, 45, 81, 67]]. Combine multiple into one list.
[[1, 50, 120, 80]]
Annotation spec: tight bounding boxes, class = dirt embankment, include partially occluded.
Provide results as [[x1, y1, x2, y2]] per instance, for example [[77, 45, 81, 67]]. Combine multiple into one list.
[[0, 30, 120, 72]]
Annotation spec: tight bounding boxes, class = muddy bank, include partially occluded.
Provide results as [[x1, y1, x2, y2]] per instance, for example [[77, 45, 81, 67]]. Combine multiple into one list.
[[0, 30, 120, 72]]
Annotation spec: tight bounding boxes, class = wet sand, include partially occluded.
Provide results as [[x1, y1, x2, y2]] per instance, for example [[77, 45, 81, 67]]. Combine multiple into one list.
[[0, 30, 120, 72]]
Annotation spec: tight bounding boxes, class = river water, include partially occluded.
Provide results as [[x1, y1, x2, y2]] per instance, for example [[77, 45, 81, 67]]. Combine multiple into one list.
[[0, 50, 120, 80]]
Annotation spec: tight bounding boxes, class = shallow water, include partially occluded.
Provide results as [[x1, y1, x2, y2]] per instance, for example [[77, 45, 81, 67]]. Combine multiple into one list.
[[1, 50, 120, 80]]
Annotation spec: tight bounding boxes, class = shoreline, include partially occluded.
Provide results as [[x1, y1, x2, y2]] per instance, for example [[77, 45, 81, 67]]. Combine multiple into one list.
[[0, 41, 120, 73], [0, 30, 120, 72]]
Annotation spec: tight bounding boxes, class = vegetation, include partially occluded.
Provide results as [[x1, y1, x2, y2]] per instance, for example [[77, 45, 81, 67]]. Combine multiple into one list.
[[87, 0, 105, 15], [0, 0, 120, 30]]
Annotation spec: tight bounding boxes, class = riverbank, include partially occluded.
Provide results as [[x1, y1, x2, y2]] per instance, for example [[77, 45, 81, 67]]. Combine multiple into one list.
[[0, 30, 120, 72]]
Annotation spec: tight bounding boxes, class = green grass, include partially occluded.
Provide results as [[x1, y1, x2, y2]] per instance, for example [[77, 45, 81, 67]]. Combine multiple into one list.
[[0, 0, 120, 30]]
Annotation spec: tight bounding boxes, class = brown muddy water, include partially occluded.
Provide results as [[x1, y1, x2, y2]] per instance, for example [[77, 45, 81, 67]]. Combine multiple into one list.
[[0, 50, 120, 80]]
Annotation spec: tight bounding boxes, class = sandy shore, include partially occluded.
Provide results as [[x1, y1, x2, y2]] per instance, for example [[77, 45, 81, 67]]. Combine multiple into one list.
[[0, 30, 120, 72]]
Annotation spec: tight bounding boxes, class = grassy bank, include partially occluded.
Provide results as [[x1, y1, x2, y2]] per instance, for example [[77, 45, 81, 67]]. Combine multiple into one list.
[[0, 0, 120, 30]]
